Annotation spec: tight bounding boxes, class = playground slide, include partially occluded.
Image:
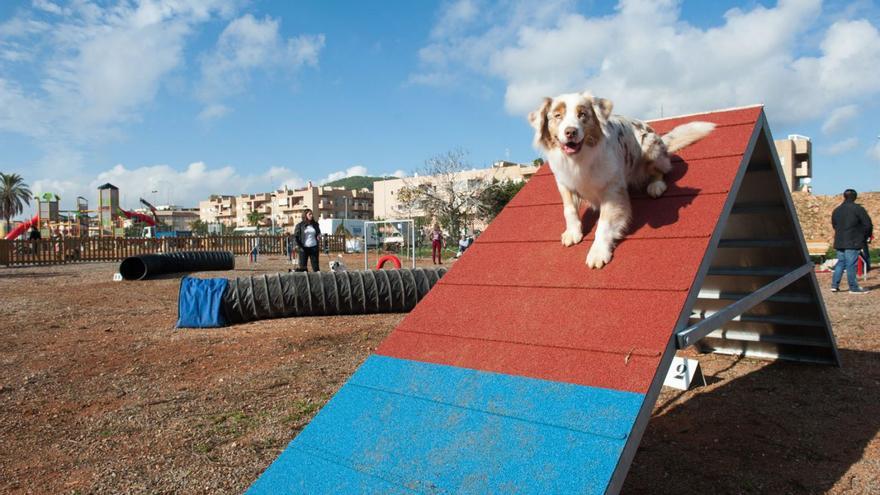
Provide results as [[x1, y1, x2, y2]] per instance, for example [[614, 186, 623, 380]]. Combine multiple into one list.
[[118, 208, 156, 226], [4, 215, 39, 240]]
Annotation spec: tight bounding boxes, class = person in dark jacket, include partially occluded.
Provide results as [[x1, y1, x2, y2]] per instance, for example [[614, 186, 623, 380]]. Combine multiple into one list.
[[293, 209, 321, 272], [831, 189, 873, 293], [28, 224, 41, 254]]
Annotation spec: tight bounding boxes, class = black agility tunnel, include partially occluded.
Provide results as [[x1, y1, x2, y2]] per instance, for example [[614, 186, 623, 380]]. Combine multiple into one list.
[[119, 251, 235, 281], [177, 268, 447, 328]]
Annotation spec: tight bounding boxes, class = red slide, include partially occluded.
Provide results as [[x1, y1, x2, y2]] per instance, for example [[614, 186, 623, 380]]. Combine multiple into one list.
[[118, 208, 157, 226], [4, 214, 39, 240]]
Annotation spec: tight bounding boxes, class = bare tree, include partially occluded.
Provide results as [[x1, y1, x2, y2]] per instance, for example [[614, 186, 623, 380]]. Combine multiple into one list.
[[396, 150, 487, 239]]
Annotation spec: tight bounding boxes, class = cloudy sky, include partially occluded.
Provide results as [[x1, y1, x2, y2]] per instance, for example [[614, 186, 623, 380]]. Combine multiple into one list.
[[1, 0, 879, 215]]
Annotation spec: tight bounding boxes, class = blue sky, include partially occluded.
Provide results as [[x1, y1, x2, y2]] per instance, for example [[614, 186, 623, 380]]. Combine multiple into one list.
[[1, 0, 879, 216]]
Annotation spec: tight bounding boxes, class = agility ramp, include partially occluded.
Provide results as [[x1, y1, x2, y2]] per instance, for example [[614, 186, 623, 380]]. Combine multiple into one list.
[[245, 106, 838, 494]]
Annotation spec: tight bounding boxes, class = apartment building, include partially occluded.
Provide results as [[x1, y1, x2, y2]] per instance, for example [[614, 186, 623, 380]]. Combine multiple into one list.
[[372, 161, 540, 222], [131, 205, 200, 231], [199, 195, 236, 225], [198, 182, 374, 232], [774, 134, 812, 192]]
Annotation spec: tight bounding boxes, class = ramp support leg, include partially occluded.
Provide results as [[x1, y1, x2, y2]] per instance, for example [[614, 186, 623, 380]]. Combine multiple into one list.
[[676, 263, 813, 349]]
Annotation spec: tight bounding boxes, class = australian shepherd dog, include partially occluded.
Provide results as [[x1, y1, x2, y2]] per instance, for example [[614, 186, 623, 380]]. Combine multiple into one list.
[[529, 91, 715, 268]]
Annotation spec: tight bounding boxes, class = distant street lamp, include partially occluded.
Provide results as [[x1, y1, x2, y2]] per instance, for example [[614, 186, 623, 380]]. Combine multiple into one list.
[[343, 196, 349, 232]]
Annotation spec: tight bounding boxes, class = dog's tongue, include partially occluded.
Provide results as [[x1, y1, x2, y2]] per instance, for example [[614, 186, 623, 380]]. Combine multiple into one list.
[[563, 142, 581, 154]]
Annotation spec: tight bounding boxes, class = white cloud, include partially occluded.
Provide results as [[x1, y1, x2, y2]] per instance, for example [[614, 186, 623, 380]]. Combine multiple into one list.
[[869, 139, 880, 162], [197, 103, 231, 121], [27, 161, 305, 211], [91, 161, 305, 208], [197, 13, 325, 119], [321, 165, 370, 184], [431, 0, 480, 39], [265, 165, 307, 191], [825, 137, 858, 155], [0, 0, 240, 143], [413, 0, 880, 124], [0, 15, 49, 37], [32, 0, 66, 16], [821, 104, 859, 134]]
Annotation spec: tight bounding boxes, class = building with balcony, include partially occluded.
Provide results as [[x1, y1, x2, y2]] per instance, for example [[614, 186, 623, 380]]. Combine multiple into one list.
[[131, 205, 200, 231], [372, 161, 540, 224], [198, 182, 374, 232], [774, 134, 812, 192], [199, 195, 236, 226]]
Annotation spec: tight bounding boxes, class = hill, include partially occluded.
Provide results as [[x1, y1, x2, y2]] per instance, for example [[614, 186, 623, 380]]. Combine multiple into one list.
[[322, 175, 396, 191], [792, 191, 880, 243]]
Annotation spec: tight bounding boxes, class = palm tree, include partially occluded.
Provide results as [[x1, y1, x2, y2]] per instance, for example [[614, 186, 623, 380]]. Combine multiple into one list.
[[0, 173, 32, 232], [246, 211, 266, 227]]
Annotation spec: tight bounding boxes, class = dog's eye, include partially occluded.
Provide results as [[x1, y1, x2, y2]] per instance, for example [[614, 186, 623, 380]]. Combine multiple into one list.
[[578, 112, 587, 119], [552, 113, 562, 120]]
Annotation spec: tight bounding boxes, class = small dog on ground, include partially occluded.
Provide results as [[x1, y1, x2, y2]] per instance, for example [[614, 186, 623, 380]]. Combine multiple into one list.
[[529, 91, 715, 268], [329, 255, 347, 273]]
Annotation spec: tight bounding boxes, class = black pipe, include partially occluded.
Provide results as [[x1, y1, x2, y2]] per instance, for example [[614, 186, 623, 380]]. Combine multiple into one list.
[[221, 268, 447, 324], [119, 251, 235, 280]]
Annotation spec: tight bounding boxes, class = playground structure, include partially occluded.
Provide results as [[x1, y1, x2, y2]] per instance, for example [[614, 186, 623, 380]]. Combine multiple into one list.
[[362, 219, 416, 270], [3, 182, 169, 241], [245, 106, 839, 494], [4, 194, 92, 240]]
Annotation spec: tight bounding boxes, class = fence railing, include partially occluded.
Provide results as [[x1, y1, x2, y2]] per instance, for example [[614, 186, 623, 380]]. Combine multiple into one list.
[[0, 234, 347, 267]]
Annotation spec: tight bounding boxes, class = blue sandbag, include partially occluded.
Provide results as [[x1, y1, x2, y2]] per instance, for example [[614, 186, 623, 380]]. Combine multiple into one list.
[[177, 276, 229, 328]]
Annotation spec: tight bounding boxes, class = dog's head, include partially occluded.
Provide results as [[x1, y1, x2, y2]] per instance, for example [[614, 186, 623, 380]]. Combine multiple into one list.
[[528, 91, 613, 155], [329, 258, 347, 272]]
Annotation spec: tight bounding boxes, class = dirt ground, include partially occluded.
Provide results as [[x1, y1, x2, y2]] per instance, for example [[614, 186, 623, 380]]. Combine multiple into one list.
[[0, 254, 877, 494]]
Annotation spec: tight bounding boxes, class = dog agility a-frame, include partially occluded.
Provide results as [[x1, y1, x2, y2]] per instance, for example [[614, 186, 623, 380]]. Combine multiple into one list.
[[244, 105, 838, 494]]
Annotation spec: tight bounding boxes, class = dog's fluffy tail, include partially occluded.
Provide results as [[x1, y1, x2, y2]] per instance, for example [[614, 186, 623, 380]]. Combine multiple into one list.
[[662, 121, 716, 153]]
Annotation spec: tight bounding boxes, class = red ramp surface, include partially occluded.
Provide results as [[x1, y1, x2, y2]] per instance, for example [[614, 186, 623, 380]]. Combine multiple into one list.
[[379, 106, 764, 393]]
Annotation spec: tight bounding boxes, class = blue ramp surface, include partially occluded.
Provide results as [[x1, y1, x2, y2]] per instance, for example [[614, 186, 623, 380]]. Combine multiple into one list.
[[247, 355, 643, 494]]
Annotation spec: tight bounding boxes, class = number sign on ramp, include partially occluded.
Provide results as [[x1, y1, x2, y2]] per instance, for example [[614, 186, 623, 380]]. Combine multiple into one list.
[[245, 106, 838, 494]]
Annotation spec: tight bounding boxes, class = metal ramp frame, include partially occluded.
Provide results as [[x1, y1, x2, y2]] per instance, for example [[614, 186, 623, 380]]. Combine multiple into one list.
[[245, 106, 839, 495], [678, 114, 838, 364]]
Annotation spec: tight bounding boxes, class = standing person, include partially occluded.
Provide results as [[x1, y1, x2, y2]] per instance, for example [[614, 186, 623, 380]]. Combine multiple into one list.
[[294, 209, 321, 272], [27, 224, 41, 254], [831, 189, 873, 294], [286, 233, 296, 265], [51, 226, 62, 255], [430, 223, 444, 264], [249, 236, 260, 264]]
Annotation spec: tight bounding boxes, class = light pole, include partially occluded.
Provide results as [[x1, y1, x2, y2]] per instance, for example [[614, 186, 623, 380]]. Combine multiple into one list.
[[270, 191, 276, 234]]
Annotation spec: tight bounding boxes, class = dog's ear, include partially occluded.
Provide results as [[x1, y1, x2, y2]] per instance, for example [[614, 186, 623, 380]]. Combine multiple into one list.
[[528, 97, 553, 150], [528, 97, 551, 131], [592, 97, 613, 121]]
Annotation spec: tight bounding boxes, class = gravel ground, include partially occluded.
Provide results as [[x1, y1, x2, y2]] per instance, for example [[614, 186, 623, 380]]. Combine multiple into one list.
[[0, 255, 877, 494]]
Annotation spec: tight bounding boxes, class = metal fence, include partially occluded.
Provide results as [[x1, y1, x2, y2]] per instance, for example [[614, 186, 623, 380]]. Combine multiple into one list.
[[0, 234, 347, 267]]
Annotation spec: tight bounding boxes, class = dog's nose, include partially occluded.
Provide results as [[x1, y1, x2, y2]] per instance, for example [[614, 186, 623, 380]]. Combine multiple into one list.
[[564, 127, 578, 140]]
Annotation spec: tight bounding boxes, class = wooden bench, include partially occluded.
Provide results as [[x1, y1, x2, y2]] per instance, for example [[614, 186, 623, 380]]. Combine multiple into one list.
[[806, 240, 831, 260]]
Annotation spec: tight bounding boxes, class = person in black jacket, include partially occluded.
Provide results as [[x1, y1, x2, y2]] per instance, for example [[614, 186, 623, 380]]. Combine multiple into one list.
[[831, 189, 873, 293], [293, 209, 321, 272]]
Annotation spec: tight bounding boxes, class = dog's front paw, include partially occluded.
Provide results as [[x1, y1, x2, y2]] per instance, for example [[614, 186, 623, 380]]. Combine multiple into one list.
[[586, 242, 613, 269], [561, 229, 584, 247], [647, 180, 667, 198]]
